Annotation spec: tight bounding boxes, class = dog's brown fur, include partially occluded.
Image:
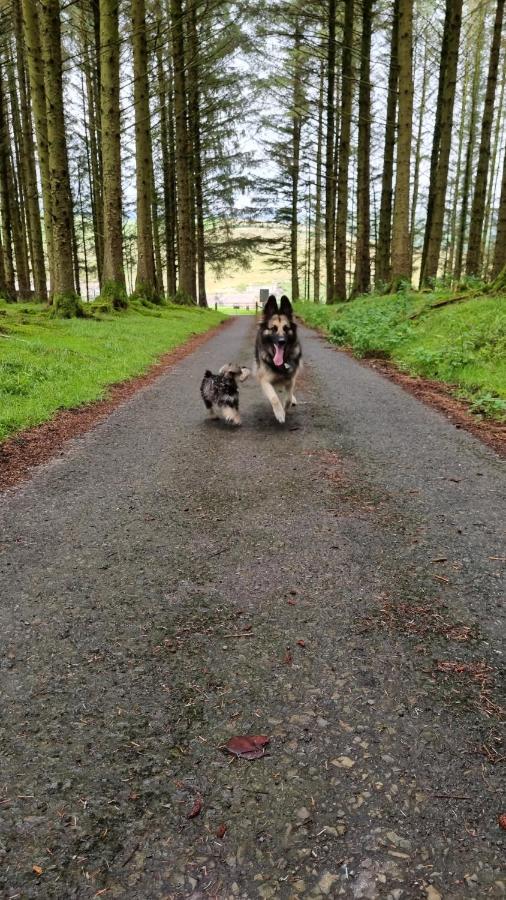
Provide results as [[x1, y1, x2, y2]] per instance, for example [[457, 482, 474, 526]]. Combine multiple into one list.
[[255, 295, 302, 423]]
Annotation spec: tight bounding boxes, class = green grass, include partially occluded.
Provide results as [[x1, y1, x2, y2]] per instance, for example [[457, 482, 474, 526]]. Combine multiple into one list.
[[0, 301, 225, 441], [216, 307, 257, 316], [295, 291, 506, 421]]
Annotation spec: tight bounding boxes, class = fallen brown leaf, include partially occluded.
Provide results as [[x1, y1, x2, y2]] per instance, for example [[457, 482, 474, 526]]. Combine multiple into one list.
[[32, 865, 43, 876], [297, 639, 306, 647], [221, 735, 270, 760], [283, 647, 293, 665], [216, 823, 227, 838], [187, 795, 203, 819], [499, 814, 506, 830]]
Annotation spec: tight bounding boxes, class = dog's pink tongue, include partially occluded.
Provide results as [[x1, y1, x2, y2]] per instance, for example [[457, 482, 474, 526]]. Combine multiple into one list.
[[273, 345, 285, 367]]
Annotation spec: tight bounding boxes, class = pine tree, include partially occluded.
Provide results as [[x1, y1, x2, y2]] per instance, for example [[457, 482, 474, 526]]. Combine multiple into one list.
[[131, 0, 157, 299], [333, 0, 354, 301], [14, 3, 46, 300], [466, 0, 505, 276], [352, 0, 373, 297], [39, 0, 77, 305], [187, 0, 207, 306], [376, 0, 398, 288], [420, 0, 463, 285], [21, 0, 55, 296], [170, 0, 195, 301], [390, 0, 413, 287], [324, 0, 337, 303], [100, 0, 126, 304], [313, 57, 324, 303], [492, 142, 506, 277], [453, 4, 486, 281], [289, 12, 304, 302], [0, 60, 15, 297]]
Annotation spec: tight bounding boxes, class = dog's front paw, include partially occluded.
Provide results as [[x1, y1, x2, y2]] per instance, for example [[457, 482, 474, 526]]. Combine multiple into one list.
[[291, 394, 297, 407], [273, 406, 286, 424]]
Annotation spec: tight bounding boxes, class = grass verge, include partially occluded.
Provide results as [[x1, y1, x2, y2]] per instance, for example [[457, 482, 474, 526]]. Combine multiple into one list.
[[0, 301, 225, 441], [295, 291, 506, 421]]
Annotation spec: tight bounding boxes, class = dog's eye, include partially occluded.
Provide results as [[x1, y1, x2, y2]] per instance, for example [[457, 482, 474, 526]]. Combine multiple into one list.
[[283, 325, 289, 333], [272, 324, 278, 332]]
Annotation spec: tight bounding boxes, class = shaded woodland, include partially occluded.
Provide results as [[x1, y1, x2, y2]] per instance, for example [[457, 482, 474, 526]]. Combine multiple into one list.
[[0, 0, 505, 310]]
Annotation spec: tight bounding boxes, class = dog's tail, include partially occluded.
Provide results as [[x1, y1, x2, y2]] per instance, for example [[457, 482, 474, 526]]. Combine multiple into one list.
[[204, 369, 213, 378]]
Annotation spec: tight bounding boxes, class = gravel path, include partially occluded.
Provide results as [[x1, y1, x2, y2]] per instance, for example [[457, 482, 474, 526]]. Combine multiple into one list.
[[1, 316, 504, 899]]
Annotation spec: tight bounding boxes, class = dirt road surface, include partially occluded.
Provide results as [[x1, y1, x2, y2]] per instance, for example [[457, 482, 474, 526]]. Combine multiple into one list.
[[1, 317, 504, 899]]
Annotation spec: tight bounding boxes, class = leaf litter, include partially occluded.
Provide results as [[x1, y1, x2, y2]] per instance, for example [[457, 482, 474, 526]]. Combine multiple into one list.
[[221, 735, 270, 760], [360, 596, 476, 643]]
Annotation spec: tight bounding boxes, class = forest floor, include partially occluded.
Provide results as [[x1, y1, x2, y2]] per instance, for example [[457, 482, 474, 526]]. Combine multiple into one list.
[[1, 317, 505, 899], [0, 300, 225, 441]]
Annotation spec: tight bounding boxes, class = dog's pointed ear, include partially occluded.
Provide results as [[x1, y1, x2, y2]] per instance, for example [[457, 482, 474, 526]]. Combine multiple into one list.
[[262, 294, 278, 320], [279, 295, 293, 319], [239, 366, 251, 382]]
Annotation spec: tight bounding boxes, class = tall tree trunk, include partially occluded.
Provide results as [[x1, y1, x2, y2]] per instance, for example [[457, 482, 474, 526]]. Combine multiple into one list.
[[152, 174, 164, 295], [492, 142, 506, 277], [421, 0, 462, 284], [0, 63, 15, 297], [170, 0, 195, 301], [446, 54, 470, 279], [100, 0, 126, 301], [21, 0, 55, 296], [324, 0, 336, 302], [187, 0, 207, 306], [7, 147, 31, 297], [466, 0, 505, 275], [5, 50, 31, 297], [352, 0, 373, 296], [39, 0, 76, 299], [482, 60, 506, 275], [81, 5, 104, 289], [453, 8, 486, 281], [77, 159, 90, 301], [390, 0, 413, 287], [73, 216, 82, 297], [15, 3, 47, 300], [0, 228, 6, 296], [376, 0, 398, 288], [313, 57, 324, 303], [410, 38, 429, 270], [334, 0, 354, 301], [290, 15, 303, 302], [131, 0, 157, 298], [157, 40, 177, 296]]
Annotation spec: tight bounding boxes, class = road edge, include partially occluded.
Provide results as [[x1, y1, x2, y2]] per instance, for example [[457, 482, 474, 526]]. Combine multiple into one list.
[[300, 321, 506, 459], [0, 317, 235, 493]]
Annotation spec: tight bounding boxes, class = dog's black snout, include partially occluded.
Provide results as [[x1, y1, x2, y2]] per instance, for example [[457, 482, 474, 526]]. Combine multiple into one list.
[[276, 336, 287, 346]]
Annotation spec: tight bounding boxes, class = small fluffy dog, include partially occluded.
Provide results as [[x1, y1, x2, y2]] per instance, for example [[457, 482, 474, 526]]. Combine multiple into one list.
[[255, 294, 302, 423], [200, 364, 250, 426]]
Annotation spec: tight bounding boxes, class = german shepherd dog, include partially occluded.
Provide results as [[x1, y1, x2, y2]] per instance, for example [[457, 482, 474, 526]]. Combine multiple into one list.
[[200, 364, 250, 426], [255, 295, 302, 423]]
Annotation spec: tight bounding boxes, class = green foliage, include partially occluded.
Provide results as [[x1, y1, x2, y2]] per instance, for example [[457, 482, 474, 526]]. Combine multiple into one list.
[[171, 289, 197, 306], [296, 292, 506, 420], [50, 293, 86, 319], [99, 280, 128, 310], [467, 394, 506, 419], [129, 282, 161, 305], [0, 301, 225, 440]]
